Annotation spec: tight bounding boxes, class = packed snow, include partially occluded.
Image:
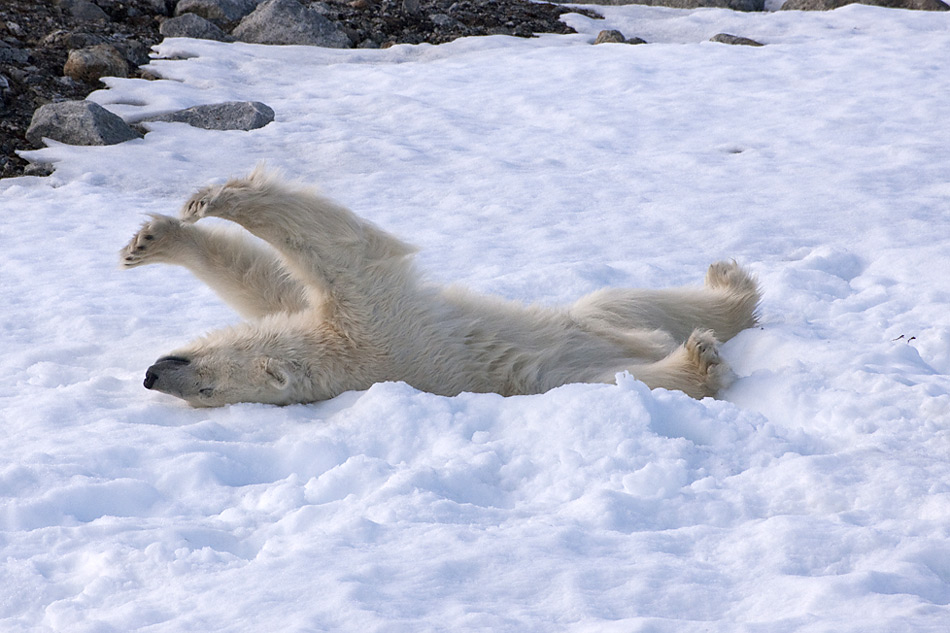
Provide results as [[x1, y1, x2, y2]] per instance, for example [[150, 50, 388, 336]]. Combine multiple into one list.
[[2, 4, 950, 631]]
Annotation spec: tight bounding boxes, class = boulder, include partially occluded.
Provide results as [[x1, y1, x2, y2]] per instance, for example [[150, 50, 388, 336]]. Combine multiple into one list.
[[143, 101, 275, 130], [160, 13, 232, 40], [63, 44, 128, 83], [56, 0, 111, 22], [26, 100, 142, 147], [232, 0, 352, 47], [780, 0, 947, 9], [174, 0, 262, 25], [594, 29, 625, 44], [710, 33, 765, 46]]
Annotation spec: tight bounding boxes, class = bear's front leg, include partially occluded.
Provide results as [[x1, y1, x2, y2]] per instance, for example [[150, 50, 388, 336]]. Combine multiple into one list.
[[178, 183, 232, 224], [119, 214, 193, 268], [178, 173, 270, 227]]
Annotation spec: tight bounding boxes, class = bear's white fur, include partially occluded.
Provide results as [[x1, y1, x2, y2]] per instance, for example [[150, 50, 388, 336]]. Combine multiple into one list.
[[120, 168, 760, 407]]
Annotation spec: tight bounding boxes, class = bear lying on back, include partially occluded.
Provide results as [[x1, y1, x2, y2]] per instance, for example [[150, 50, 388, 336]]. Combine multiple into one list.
[[120, 167, 760, 407]]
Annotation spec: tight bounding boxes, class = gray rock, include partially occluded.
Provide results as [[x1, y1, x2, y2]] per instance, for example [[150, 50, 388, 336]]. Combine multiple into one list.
[[57, 0, 111, 22], [780, 0, 947, 9], [41, 29, 105, 50], [160, 13, 232, 40], [593, 30, 647, 45], [63, 44, 129, 83], [429, 13, 462, 29], [113, 39, 152, 67], [0, 42, 30, 64], [553, 0, 765, 11], [26, 100, 142, 147], [143, 101, 275, 131], [710, 33, 765, 46], [175, 0, 263, 25], [594, 30, 625, 44], [23, 162, 56, 177], [143, 0, 175, 15], [232, 0, 351, 47]]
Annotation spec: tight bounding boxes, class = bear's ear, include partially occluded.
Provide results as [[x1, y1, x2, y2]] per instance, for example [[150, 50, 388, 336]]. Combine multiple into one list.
[[260, 358, 291, 390]]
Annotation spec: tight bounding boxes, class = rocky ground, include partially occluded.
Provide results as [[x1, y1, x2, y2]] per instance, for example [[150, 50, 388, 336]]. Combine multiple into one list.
[[0, 0, 591, 179]]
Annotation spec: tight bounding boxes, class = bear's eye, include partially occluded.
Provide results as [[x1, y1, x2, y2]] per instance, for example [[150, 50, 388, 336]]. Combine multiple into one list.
[[198, 388, 214, 397]]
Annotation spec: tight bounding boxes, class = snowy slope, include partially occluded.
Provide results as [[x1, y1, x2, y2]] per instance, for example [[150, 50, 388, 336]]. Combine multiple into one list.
[[2, 5, 949, 631]]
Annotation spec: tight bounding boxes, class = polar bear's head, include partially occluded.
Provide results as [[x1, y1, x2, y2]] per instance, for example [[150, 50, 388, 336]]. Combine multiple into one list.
[[143, 351, 299, 407], [142, 317, 358, 407]]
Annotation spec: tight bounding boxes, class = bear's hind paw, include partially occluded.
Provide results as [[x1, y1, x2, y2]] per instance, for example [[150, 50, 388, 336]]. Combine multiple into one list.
[[683, 329, 733, 397]]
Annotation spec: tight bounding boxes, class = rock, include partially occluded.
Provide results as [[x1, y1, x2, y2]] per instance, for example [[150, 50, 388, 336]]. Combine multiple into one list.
[[593, 30, 647, 45], [26, 100, 142, 147], [429, 13, 462, 29], [710, 33, 764, 46], [780, 0, 947, 9], [594, 29, 625, 44], [160, 13, 232, 40], [143, 101, 275, 130], [175, 0, 263, 25], [143, 0, 176, 15], [0, 41, 30, 64], [57, 0, 111, 22], [63, 44, 129, 83], [553, 0, 765, 11], [23, 162, 55, 177], [232, 0, 352, 47], [40, 29, 106, 50], [113, 39, 152, 67]]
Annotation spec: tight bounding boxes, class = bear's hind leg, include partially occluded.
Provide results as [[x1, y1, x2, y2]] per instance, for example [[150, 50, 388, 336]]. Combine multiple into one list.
[[617, 329, 730, 399]]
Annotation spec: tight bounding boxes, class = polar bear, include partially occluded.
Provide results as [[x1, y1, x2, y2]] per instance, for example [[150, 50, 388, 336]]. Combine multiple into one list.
[[120, 168, 760, 407]]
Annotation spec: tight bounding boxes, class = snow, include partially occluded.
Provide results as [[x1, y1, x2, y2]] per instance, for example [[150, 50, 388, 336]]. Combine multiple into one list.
[[2, 4, 950, 631]]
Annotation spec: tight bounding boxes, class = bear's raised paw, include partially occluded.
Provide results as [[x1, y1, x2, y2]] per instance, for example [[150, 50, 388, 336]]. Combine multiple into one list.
[[119, 214, 186, 269]]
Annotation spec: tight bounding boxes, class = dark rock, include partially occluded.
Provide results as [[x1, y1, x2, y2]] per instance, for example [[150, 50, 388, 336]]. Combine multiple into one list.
[[63, 44, 129, 83], [160, 13, 233, 40], [0, 41, 30, 64], [144, 0, 176, 15], [781, 0, 947, 9], [710, 33, 765, 46], [232, 0, 351, 47], [553, 0, 765, 11], [40, 30, 106, 50], [429, 13, 463, 29], [143, 101, 275, 130], [26, 100, 142, 147], [23, 162, 55, 177], [57, 0, 111, 22], [175, 0, 263, 25], [113, 38, 152, 67]]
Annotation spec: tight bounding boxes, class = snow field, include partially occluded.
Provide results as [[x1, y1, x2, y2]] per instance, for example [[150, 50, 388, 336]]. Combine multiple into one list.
[[1, 4, 950, 631]]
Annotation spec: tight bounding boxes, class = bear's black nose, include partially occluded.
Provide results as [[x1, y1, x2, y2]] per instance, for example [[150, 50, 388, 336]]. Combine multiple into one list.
[[144, 356, 191, 390]]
